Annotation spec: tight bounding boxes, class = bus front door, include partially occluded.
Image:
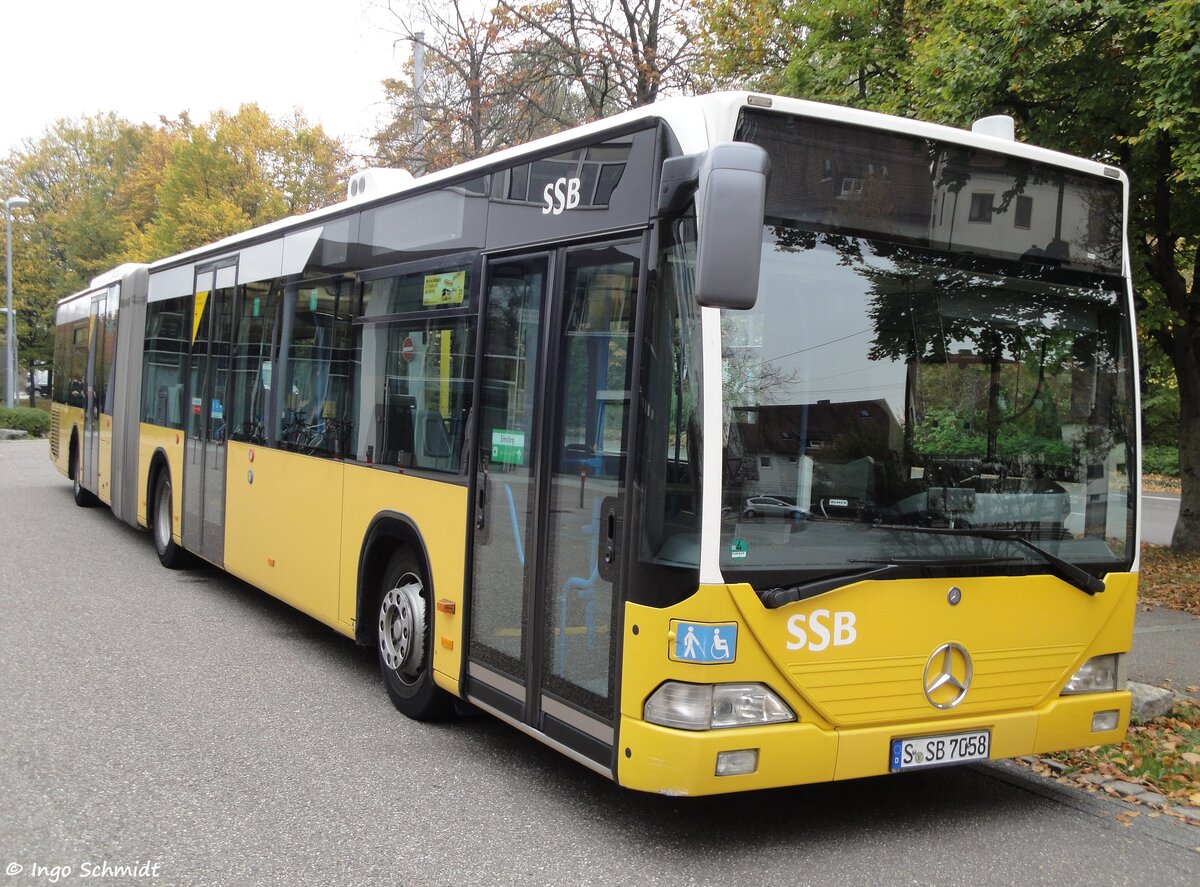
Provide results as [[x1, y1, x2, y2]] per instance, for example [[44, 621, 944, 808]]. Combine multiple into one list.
[[470, 240, 642, 769], [182, 263, 236, 565]]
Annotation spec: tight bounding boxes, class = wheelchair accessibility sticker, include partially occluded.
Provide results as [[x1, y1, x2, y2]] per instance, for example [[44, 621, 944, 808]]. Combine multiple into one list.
[[670, 620, 737, 664]]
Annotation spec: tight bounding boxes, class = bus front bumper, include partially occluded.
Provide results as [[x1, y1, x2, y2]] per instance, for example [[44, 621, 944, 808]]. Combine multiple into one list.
[[615, 689, 1130, 796]]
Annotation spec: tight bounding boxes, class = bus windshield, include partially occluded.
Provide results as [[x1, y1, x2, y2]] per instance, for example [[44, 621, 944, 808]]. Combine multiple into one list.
[[717, 229, 1135, 588]]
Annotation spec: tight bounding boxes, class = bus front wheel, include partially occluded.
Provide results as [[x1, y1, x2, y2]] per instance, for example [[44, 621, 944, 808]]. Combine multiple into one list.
[[377, 550, 452, 720], [152, 469, 187, 569]]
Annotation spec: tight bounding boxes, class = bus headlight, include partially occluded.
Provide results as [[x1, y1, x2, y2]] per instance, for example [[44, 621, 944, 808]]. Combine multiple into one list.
[[1062, 654, 1123, 694], [644, 682, 795, 730]]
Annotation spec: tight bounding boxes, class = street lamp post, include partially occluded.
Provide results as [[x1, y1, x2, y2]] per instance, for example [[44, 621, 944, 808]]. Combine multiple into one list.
[[5, 195, 30, 409]]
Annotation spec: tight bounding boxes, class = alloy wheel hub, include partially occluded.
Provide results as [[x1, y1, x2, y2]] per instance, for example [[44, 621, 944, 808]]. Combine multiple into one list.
[[379, 576, 426, 677]]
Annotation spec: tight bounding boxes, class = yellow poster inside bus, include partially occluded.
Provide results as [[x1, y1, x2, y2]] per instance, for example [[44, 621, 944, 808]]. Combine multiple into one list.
[[422, 271, 465, 306]]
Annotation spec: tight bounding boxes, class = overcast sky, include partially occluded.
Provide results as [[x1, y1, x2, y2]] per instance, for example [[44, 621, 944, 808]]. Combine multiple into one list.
[[2, 0, 408, 161]]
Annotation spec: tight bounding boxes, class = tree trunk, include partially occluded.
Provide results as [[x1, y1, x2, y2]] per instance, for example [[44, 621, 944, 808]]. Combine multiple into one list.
[[1169, 338, 1200, 551], [27, 365, 35, 409], [1147, 133, 1200, 552]]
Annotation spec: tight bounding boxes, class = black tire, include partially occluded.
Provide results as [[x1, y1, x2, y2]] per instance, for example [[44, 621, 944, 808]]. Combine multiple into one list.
[[72, 440, 95, 507], [743, 509, 757, 518], [377, 549, 453, 720], [152, 468, 188, 569]]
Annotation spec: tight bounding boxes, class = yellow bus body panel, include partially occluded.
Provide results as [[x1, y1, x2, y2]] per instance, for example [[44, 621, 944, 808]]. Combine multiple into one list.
[[49, 404, 83, 477], [224, 442, 348, 635], [340, 465, 469, 695], [137, 423, 184, 538], [47, 405, 112, 503], [97, 413, 113, 505], [617, 572, 1136, 795]]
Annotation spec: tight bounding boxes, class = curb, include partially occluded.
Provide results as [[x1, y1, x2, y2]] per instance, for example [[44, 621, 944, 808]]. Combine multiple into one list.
[[1016, 756, 1200, 826]]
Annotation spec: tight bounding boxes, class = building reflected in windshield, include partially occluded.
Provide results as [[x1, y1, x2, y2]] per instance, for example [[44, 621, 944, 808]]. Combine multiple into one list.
[[735, 108, 1123, 276]]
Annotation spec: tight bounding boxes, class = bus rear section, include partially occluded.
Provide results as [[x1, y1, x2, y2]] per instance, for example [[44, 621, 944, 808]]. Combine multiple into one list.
[[49, 264, 147, 524]]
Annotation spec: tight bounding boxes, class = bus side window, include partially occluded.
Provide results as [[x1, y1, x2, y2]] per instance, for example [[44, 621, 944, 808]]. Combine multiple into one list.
[[228, 280, 279, 445], [349, 268, 475, 475], [627, 222, 703, 607], [349, 318, 474, 473], [422, 413, 452, 459], [140, 297, 189, 430], [279, 279, 353, 457]]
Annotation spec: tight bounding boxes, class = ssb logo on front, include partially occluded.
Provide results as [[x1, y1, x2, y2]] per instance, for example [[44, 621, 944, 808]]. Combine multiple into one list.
[[786, 608, 857, 652], [543, 177, 582, 215]]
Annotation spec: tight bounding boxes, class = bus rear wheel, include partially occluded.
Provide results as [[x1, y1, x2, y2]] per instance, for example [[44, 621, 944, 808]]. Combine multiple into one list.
[[152, 469, 187, 569], [72, 441, 95, 507], [377, 550, 452, 720]]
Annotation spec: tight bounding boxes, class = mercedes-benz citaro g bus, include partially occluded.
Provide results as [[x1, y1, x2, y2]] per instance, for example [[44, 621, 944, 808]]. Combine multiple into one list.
[[50, 92, 1137, 795]]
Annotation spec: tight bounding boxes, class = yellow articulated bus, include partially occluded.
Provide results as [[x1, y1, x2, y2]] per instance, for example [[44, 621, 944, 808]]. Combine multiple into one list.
[[50, 93, 1139, 796]]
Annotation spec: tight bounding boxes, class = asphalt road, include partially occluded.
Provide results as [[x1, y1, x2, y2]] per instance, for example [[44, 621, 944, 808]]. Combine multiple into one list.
[[1, 439, 1196, 887], [1143, 492, 1182, 545]]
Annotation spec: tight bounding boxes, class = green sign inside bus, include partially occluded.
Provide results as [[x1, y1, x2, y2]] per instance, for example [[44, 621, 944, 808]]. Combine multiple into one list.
[[491, 429, 526, 466]]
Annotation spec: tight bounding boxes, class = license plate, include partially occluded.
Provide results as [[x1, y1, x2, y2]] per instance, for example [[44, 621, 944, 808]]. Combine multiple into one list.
[[889, 729, 990, 772]]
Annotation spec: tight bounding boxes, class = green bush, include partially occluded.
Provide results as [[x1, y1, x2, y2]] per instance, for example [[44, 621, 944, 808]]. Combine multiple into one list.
[[1142, 445, 1179, 477], [912, 408, 1073, 465], [0, 406, 51, 437]]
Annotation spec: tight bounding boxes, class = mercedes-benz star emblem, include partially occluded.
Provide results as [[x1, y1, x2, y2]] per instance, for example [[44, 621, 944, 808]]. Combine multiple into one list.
[[923, 642, 973, 709]]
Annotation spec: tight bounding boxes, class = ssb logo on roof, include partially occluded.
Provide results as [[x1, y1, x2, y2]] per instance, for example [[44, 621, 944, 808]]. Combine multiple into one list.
[[542, 177, 582, 215]]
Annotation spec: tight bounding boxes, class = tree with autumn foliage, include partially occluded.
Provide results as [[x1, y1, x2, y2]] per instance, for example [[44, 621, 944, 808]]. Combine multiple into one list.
[[0, 115, 156, 399], [126, 105, 351, 259], [0, 105, 351, 398]]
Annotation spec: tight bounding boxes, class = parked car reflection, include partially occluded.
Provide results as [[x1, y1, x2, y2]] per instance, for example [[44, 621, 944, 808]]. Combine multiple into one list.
[[743, 495, 805, 518]]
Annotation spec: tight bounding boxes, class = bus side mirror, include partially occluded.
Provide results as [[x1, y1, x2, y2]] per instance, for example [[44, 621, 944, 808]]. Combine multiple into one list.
[[659, 143, 770, 311]]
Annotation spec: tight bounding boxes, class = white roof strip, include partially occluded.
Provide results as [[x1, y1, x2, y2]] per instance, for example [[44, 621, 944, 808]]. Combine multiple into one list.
[[147, 263, 194, 304]]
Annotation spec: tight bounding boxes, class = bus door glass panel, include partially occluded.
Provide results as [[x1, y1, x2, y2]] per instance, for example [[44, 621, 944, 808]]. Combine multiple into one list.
[[96, 284, 118, 498], [82, 292, 106, 490], [101, 285, 120, 420], [183, 265, 236, 562], [184, 271, 213, 553], [204, 266, 236, 557], [470, 255, 548, 703], [228, 280, 280, 445], [541, 243, 639, 721]]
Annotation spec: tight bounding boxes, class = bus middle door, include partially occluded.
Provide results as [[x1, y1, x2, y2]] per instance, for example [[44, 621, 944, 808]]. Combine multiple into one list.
[[81, 290, 108, 495], [182, 262, 236, 565]]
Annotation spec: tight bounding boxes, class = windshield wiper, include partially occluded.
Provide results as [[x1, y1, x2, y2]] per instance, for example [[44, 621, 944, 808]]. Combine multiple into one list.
[[759, 564, 901, 608], [757, 557, 996, 609], [869, 524, 1105, 596]]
